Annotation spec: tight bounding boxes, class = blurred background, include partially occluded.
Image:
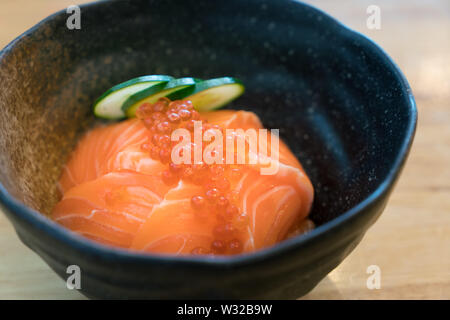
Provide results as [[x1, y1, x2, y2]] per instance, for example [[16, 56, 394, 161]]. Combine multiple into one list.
[[0, 0, 448, 299]]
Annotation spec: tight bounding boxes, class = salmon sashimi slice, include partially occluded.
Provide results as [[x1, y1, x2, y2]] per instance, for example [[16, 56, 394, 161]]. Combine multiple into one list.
[[52, 98, 314, 255], [53, 172, 170, 248], [103, 143, 168, 176], [204, 110, 302, 169], [131, 181, 217, 254], [232, 165, 312, 251], [201, 110, 263, 130], [59, 119, 148, 192], [131, 164, 312, 254]]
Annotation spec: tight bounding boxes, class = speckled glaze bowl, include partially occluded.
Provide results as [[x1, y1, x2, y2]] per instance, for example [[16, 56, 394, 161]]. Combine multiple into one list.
[[0, 0, 416, 299]]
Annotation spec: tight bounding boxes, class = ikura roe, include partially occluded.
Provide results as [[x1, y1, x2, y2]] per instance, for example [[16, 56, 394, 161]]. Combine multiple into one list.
[[136, 98, 248, 255]]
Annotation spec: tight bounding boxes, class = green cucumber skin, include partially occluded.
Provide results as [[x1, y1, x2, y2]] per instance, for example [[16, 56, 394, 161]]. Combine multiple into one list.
[[94, 75, 173, 107], [192, 84, 245, 112], [93, 75, 173, 119], [172, 77, 243, 100], [194, 77, 243, 92], [120, 81, 170, 113], [94, 81, 170, 119], [122, 77, 202, 115], [109, 75, 173, 91], [168, 77, 244, 110], [165, 85, 196, 101]]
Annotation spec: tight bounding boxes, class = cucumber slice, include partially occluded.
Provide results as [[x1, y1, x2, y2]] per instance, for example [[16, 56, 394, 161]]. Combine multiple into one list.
[[167, 77, 245, 112], [123, 77, 201, 117], [93, 75, 173, 119]]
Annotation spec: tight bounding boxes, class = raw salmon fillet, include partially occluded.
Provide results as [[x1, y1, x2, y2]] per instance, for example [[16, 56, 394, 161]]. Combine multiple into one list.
[[52, 99, 314, 255]]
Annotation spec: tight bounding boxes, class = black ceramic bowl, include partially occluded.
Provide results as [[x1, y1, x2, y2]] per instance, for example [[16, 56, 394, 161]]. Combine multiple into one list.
[[0, 0, 416, 299]]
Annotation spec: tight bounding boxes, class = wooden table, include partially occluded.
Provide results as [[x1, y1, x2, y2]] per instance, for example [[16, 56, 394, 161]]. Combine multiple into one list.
[[0, 0, 449, 299]]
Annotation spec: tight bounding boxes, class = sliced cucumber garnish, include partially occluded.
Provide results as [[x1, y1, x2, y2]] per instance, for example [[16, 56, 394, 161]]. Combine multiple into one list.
[[93, 75, 173, 119], [167, 77, 245, 112], [123, 77, 201, 118]]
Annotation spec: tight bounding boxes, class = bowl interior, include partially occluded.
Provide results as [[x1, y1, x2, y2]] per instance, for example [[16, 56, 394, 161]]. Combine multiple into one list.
[[0, 0, 414, 228]]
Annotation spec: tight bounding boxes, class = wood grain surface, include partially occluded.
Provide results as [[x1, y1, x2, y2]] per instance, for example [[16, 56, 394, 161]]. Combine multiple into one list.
[[0, 0, 449, 299]]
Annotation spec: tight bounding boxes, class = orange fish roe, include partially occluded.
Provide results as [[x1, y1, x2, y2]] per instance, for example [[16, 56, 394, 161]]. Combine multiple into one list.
[[136, 97, 246, 255]]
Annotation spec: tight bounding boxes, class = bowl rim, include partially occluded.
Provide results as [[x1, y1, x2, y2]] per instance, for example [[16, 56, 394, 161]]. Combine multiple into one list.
[[0, 0, 417, 268]]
